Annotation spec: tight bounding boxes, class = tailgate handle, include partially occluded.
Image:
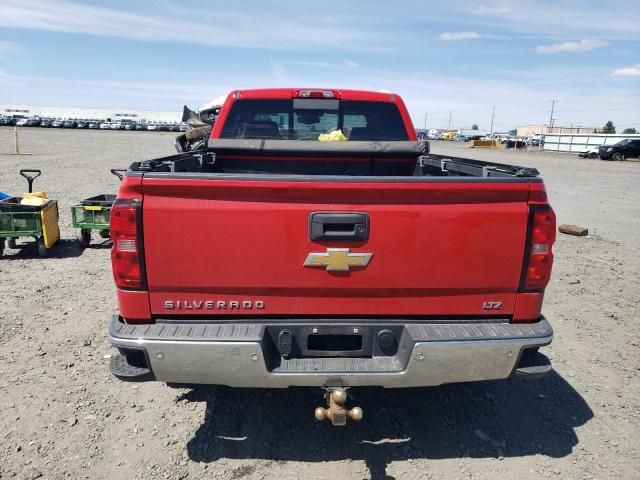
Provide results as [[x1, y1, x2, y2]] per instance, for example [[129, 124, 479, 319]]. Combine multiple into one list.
[[309, 212, 369, 241]]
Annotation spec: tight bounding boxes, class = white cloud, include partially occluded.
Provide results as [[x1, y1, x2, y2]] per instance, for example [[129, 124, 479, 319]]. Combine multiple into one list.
[[612, 64, 640, 77], [439, 32, 481, 41], [466, 3, 639, 40], [536, 39, 609, 54], [473, 4, 511, 16], [0, 0, 363, 50], [286, 61, 334, 68], [284, 60, 359, 69], [0, 72, 219, 102]]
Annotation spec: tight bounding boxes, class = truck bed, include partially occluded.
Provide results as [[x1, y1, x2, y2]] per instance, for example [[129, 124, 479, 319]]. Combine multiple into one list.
[[129, 139, 539, 178]]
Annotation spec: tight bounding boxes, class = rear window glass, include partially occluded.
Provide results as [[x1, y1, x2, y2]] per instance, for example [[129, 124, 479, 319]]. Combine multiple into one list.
[[220, 99, 408, 141]]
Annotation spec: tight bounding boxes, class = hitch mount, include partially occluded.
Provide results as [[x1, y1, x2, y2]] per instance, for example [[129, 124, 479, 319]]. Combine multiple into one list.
[[314, 387, 363, 426]]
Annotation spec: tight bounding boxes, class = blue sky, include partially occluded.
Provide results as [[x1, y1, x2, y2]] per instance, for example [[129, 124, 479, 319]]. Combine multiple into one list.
[[0, 0, 638, 131]]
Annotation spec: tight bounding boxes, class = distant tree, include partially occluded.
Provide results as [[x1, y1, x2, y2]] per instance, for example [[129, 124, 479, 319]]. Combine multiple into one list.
[[622, 127, 637, 134], [602, 121, 616, 134], [471, 124, 479, 130]]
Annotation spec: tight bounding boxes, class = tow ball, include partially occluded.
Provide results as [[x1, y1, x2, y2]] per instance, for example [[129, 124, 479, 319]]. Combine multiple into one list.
[[314, 387, 363, 426]]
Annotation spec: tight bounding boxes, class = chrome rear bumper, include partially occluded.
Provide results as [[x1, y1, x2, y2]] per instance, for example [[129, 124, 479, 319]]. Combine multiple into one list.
[[108, 315, 553, 388]]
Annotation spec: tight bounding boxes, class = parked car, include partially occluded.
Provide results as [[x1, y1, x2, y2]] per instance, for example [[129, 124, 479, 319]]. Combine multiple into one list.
[[598, 138, 640, 161], [135, 123, 147, 131], [99, 122, 111, 130], [16, 118, 29, 126], [146, 124, 158, 131], [529, 135, 542, 147], [40, 118, 52, 128], [124, 123, 135, 130], [110, 122, 122, 130], [62, 120, 77, 128], [167, 124, 180, 132], [578, 146, 600, 159], [25, 119, 42, 127], [179, 123, 189, 132], [88, 122, 100, 129], [51, 119, 64, 128], [76, 121, 88, 128]]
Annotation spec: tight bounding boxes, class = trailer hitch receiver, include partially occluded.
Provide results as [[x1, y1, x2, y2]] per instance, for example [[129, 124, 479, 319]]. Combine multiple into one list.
[[314, 388, 363, 426]]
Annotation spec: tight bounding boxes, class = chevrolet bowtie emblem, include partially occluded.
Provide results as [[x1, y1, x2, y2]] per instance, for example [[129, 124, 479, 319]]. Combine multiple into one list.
[[303, 248, 373, 272]]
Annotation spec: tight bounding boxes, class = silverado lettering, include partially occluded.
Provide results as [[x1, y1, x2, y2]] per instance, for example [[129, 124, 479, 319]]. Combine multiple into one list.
[[108, 88, 556, 426], [164, 300, 265, 310]]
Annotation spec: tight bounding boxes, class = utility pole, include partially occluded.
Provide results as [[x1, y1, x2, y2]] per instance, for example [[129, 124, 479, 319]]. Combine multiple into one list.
[[448, 111, 452, 130], [490, 106, 495, 134], [424, 113, 428, 130], [548, 100, 556, 133]]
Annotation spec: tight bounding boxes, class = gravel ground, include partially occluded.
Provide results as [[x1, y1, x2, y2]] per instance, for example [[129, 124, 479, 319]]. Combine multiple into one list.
[[0, 129, 639, 480]]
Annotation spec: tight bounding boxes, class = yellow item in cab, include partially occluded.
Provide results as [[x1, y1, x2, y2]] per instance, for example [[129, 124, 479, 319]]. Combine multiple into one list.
[[318, 129, 347, 142], [40, 201, 60, 248], [20, 192, 48, 206]]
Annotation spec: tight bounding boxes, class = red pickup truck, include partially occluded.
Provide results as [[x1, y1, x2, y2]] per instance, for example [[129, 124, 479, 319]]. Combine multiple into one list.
[[108, 88, 555, 425]]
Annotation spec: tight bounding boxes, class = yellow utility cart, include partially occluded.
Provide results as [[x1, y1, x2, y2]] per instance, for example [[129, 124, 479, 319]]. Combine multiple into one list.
[[0, 170, 60, 257]]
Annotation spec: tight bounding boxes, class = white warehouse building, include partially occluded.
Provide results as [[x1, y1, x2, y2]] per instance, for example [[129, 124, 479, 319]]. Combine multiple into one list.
[[1, 104, 182, 123]]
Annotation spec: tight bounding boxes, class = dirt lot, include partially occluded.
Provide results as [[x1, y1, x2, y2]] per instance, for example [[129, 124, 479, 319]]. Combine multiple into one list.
[[0, 129, 639, 480]]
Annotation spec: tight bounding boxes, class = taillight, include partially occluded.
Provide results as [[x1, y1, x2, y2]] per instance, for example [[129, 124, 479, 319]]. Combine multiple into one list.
[[520, 206, 556, 292], [110, 198, 145, 290]]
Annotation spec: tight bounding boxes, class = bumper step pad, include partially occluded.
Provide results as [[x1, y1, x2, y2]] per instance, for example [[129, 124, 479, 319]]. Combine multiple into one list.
[[512, 350, 552, 379], [275, 356, 401, 373], [110, 354, 155, 382]]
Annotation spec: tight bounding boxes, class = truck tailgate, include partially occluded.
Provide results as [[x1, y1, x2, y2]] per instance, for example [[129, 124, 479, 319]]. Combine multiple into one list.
[[141, 176, 532, 317]]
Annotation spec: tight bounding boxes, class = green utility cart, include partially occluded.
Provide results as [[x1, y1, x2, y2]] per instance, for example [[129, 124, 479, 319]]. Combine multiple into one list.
[[0, 169, 60, 258], [71, 169, 124, 247]]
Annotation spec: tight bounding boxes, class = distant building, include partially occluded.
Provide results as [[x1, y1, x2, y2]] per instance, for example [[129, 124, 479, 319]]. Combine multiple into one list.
[[1, 104, 181, 123], [517, 125, 597, 136]]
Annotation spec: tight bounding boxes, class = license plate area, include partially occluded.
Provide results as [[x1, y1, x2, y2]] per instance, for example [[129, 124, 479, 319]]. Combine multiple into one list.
[[265, 325, 376, 358], [307, 333, 363, 352], [303, 325, 370, 357]]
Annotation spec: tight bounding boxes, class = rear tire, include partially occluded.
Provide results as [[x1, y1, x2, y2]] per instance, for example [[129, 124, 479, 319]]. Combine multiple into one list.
[[37, 236, 49, 257], [589, 152, 598, 159], [98, 229, 110, 239], [76, 229, 91, 248], [6, 238, 16, 249], [612, 152, 624, 161]]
